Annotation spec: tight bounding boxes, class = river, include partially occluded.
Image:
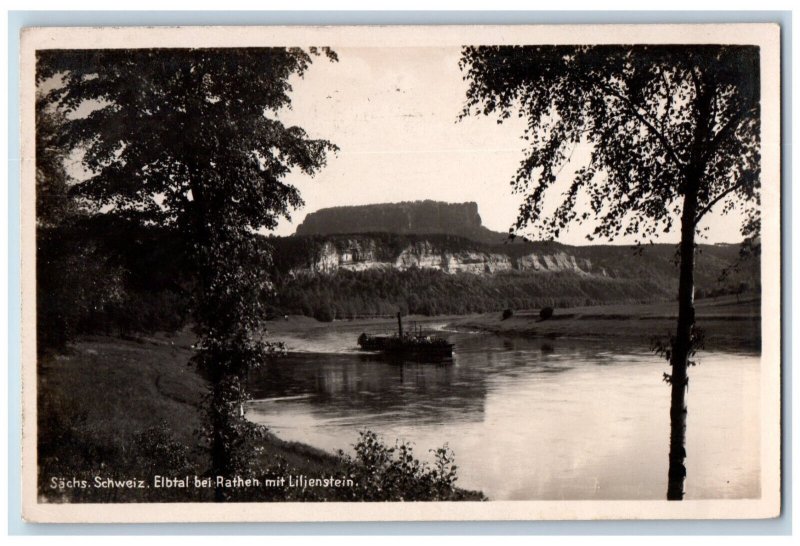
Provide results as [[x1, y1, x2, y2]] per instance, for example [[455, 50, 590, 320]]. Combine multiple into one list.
[[246, 322, 760, 501]]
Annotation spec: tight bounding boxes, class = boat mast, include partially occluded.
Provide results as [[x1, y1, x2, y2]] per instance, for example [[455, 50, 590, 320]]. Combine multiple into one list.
[[397, 312, 403, 338]]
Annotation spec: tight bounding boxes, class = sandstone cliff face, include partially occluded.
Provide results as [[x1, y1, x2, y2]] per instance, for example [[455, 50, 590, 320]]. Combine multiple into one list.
[[287, 201, 612, 277], [516, 252, 600, 275], [308, 240, 385, 273], [289, 237, 602, 277]]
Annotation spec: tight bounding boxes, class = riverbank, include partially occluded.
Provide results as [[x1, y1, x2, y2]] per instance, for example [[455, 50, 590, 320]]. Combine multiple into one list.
[[37, 329, 346, 502], [248, 303, 762, 500], [261, 294, 760, 352], [36, 295, 761, 502], [445, 295, 760, 352], [37, 328, 483, 502]]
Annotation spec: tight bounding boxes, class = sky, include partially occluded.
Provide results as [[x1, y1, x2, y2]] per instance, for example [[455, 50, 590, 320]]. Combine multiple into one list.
[[52, 46, 749, 246], [273, 46, 747, 245]]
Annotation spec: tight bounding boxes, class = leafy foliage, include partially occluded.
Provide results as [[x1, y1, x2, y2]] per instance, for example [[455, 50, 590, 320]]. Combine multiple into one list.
[[37, 47, 337, 499], [337, 430, 483, 501], [37, 227, 126, 351], [36, 97, 77, 227], [652, 326, 706, 386], [270, 240, 758, 320], [37, 48, 338, 230], [35, 223, 759, 349], [460, 45, 760, 244], [38, 218, 195, 351], [276, 267, 668, 319], [460, 44, 762, 500]]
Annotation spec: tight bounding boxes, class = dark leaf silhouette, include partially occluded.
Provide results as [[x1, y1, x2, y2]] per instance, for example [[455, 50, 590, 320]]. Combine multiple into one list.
[[37, 47, 337, 500], [460, 44, 760, 500]]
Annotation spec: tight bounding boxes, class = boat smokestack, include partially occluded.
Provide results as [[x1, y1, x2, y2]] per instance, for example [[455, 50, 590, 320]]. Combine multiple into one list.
[[397, 312, 403, 338]]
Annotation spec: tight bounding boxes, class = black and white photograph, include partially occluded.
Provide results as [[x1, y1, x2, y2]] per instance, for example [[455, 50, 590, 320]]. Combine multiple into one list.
[[19, 23, 781, 522]]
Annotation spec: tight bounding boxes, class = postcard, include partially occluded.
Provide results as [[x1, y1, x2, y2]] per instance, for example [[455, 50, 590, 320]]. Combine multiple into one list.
[[19, 23, 781, 522]]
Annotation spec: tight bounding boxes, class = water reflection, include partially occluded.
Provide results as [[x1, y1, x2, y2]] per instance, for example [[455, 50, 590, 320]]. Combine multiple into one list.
[[250, 350, 487, 426], [247, 329, 760, 501]]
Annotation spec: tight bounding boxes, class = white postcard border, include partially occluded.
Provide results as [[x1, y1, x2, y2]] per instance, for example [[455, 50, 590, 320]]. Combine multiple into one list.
[[19, 23, 782, 523]]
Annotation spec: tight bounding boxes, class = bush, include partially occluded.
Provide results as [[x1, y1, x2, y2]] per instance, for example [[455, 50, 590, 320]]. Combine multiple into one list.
[[501, 308, 513, 320], [314, 304, 335, 322], [133, 421, 193, 478], [539, 306, 554, 321], [337, 430, 483, 501], [37, 222, 195, 352]]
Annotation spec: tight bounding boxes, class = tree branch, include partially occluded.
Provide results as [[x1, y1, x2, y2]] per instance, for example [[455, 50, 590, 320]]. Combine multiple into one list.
[[694, 180, 746, 224], [660, 71, 675, 136], [595, 79, 688, 170], [702, 105, 758, 164]]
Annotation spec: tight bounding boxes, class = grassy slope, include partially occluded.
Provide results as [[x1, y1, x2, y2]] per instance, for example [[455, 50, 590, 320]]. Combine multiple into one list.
[[38, 327, 484, 502], [39, 331, 206, 444], [37, 328, 349, 501]]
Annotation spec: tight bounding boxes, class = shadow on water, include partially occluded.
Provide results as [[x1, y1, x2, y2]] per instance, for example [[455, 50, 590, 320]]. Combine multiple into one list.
[[249, 332, 614, 427], [246, 328, 760, 500], [249, 349, 486, 426]]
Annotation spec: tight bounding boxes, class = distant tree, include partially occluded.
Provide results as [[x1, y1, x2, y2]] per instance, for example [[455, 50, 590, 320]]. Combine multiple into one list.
[[314, 304, 334, 322], [37, 47, 338, 500], [36, 95, 128, 350], [736, 281, 751, 302], [36, 95, 75, 350], [461, 45, 760, 500]]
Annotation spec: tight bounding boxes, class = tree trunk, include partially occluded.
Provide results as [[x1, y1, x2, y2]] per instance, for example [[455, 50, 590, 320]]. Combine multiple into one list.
[[667, 187, 698, 500], [208, 366, 228, 502]]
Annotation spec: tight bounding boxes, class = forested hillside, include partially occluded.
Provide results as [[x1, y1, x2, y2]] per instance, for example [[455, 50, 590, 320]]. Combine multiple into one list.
[[269, 233, 759, 320], [38, 216, 759, 349]]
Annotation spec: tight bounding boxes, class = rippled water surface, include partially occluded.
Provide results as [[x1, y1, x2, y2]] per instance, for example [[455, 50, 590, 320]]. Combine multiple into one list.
[[247, 323, 760, 500]]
